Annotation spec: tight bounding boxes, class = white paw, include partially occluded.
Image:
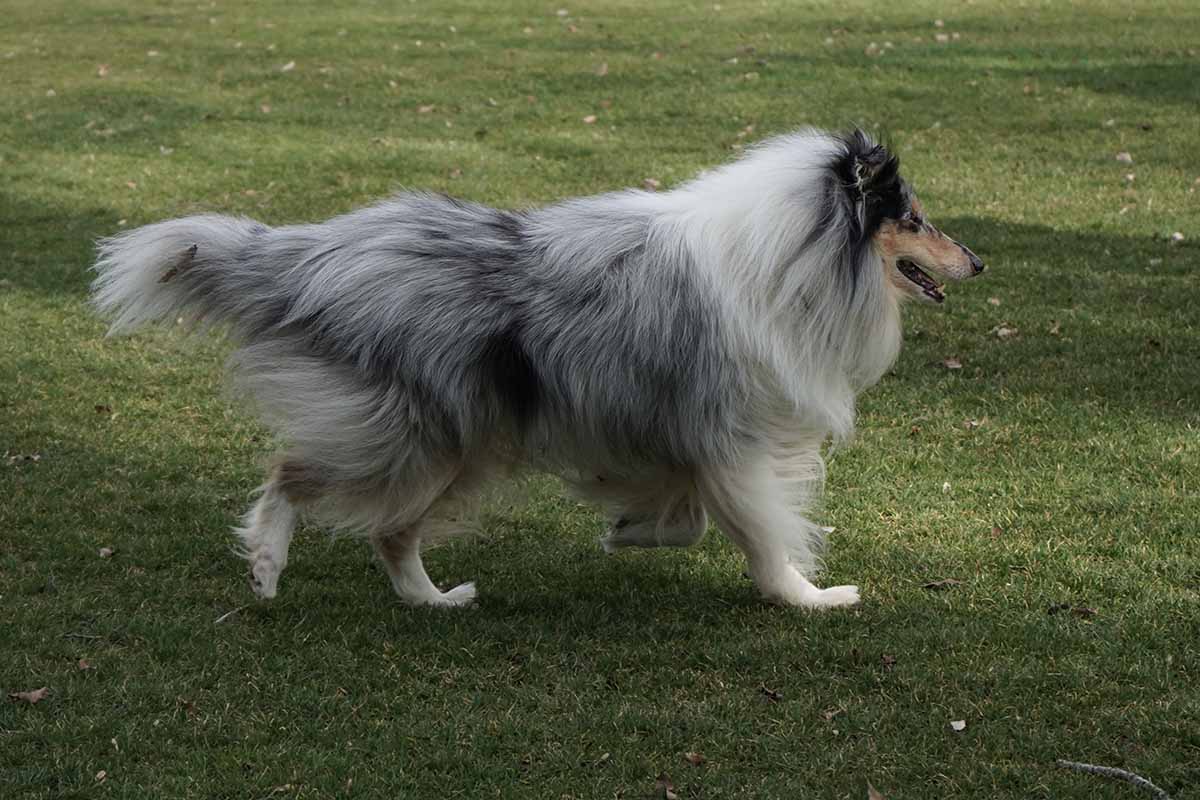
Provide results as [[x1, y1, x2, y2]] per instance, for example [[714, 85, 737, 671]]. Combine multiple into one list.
[[598, 531, 626, 554], [250, 557, 281, 600], [807, 584, 860, 609], [423, 582, 477, 608]]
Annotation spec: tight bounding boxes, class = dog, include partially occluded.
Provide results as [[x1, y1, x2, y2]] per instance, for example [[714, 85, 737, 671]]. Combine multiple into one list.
[[92, 128, 984, 610]]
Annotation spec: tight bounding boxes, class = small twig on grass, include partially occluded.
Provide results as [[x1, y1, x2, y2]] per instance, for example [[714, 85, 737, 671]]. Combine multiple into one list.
[[213, 605, 248, 625], [1056, 759, 1172, 800], [61, 633, 102, 640]]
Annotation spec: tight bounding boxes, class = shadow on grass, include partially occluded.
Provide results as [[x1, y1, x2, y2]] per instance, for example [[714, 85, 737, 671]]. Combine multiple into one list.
[[0, 191, 121, 293]]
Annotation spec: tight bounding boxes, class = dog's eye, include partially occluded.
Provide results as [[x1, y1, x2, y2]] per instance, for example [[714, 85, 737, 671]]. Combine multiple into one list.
[[899, 216, 921, 232]]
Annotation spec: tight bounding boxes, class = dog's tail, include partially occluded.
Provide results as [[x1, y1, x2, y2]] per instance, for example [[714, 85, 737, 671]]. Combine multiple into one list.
[[92, 214, 279, 335]]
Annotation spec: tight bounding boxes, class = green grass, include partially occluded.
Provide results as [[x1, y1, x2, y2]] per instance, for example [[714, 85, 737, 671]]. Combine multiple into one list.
[[3, 1, 1199, 797]]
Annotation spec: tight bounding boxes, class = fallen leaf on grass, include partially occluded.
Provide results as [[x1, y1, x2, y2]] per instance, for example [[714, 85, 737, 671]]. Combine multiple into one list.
[[78, 658, 93, 670], [990, 526, 1004, 538], [822, 707, 844, 721], [683, 751, 706, 767], [594, 62, 608, 76], [95, 770, 107, 783], [97, 64, 109, 77], [987, 296, 1001, 306], [759, 685, 783, 702], [942, 357, 962, 370], [963, 418, 985, 430], [642, 178, 661, 190], [868, 782, 887, 800], [1115, 151, 1133, 164], [1048, 321, 1061, 336], [881, 654, 897, 670], [280, 60, 295, 72], [1170, 231, 1184, 243], [991, 324, 1019, 339], [950, 719, 967, 732], [7, 453, 42, 465], [582, 114, 597, 124], [99, 547, 114, 558], [9, 687, 49, 704], [922, 578, 963, 590], [655, 772, 679, 800], [1048, 603, 1098, 618]]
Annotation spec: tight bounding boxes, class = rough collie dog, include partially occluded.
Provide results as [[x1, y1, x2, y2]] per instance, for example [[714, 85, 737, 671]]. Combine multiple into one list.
[[92, 128, 984, 610]]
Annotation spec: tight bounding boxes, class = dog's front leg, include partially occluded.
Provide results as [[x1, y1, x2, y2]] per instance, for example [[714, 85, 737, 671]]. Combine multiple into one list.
[[698, 454, 859, 609]]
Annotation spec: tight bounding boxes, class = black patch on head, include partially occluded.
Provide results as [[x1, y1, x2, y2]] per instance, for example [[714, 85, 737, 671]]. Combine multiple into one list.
[[828, 129, 912, 290]]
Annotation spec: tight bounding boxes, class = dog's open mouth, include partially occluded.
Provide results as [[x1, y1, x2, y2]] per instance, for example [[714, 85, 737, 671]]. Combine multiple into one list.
[[897, 259, 945, 303]]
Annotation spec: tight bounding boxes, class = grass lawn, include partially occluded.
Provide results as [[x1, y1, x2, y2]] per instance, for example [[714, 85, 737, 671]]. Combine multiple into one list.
[[2, 0, 1199, 797]]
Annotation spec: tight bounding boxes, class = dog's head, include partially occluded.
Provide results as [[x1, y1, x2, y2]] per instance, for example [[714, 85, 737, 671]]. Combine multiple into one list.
[[836, 130, 985, 303]]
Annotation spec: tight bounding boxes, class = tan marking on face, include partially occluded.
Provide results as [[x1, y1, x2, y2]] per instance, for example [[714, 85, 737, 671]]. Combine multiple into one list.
[[872, 193, 984, 303], [876, 221, 976, 280]]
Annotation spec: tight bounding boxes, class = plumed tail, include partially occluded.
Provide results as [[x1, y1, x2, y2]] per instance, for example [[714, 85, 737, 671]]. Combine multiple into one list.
[[92, 215, 271, 334]]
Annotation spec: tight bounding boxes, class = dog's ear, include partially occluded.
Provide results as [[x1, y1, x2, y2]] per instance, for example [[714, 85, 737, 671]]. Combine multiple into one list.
[[843, 130, 899, 197]]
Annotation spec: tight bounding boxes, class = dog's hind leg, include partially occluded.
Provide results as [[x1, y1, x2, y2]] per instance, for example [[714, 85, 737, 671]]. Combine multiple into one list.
[[235, 459, 319, 599], [698, 451, 858, 609], [599, 491, 708, 553], [370, 529, 477, 608], [367, 464, 490, 608]]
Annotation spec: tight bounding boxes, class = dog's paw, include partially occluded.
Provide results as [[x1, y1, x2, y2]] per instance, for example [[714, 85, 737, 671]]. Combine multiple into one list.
[[806, 584, 860, 609], [249, 557, 281, 600], [423, 581, 477, 608]]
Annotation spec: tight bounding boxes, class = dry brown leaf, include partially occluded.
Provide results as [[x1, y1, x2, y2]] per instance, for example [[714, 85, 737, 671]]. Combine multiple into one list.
[[1115, 151, 1133, 164], [78, 658, 93, 670], [259, 103, 271, 114], [95, 770, 108, 783], [822, 707, 843, 721], [582, 114, 597, 124], [881, 654, 897, 670], [942, 357, 962, 370], [97, 64, 110, 77], [98, 547, 114, 558], [594, 62, 608, 76], [759, 685, 783, 702], [9, 687, 49, 704], [991, 324, 1019, 339], [922, 578, 962, 590], [987, 296, 1001, 306], [654, 772, 679, 800], [417, 104, 435, 113], [1048, 320, 1061, 336], [868, 782, 887, 800], [642, 178, 661, 191], [683, 751, 706, 767], [990, 525, 1004, 538]]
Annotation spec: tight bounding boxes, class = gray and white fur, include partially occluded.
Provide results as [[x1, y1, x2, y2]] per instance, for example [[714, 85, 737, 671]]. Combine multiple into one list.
[[93, 128, 915, 609]]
